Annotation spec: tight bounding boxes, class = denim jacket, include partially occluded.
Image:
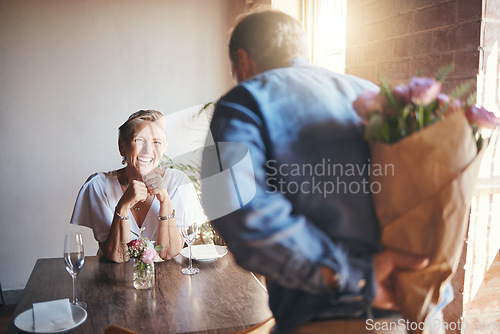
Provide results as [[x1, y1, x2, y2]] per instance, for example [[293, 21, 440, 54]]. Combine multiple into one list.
[[201, 58, 382, 333]]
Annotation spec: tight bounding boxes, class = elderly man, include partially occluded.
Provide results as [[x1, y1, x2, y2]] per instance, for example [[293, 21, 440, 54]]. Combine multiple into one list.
[[201, 10, 429, 334]]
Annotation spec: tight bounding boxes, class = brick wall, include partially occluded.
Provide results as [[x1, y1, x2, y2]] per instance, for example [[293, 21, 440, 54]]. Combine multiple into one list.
[[345, 0, 482, 93], [346, 1, 500, 333]]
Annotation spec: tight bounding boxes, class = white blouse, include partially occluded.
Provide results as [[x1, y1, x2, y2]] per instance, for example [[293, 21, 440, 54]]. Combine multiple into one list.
[[70, 168, 206, 243]]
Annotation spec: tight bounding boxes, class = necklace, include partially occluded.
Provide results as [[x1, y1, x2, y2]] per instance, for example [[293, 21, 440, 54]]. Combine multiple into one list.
[[134, 195, 152, 211]]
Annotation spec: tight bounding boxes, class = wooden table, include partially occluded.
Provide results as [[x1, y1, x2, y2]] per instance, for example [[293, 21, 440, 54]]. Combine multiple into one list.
[[6, 253, 272, 333]]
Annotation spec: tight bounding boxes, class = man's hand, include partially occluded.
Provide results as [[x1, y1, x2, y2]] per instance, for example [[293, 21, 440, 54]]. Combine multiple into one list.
[[373, 249, 429, 310]]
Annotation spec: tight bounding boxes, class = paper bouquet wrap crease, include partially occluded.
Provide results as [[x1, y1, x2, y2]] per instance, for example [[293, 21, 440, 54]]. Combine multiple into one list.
[[370, 111, 487, 333]]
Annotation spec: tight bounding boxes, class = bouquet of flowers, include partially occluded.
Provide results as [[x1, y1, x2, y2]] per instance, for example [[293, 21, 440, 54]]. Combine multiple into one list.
[[353, 65, 499, 333], [127, 228, 163, 289]]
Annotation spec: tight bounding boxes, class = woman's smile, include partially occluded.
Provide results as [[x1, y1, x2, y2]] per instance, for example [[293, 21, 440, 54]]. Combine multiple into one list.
[[124, 121, 167, 177], [137, 156, 154, 164]]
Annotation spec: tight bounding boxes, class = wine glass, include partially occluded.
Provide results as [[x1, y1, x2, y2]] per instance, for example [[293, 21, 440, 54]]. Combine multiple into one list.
[[64, 232, 87, 308], [181, 212, 200, 275]]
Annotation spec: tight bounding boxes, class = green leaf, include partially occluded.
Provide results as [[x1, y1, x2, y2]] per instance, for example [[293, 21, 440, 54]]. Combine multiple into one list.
[[423, 107, 432, 126], [466, 92, 477, 108], [434, 64, 455, 82], [401, 105, 411, 120], [423, 99, 439, 125], [378, 75, 398, 110], [364, 113, 386, 141], [379, 122, 390, 142], [417, 106, 425, 129], [477, 135, 484, 150], [162, 154, 202, 194], [196, 101, 216, 117], [451, 79, 475, 99], [397, 105, 411, 138]]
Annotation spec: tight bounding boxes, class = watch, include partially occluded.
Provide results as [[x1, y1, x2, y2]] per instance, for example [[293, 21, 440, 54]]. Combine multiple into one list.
[[159, 209, 175, 221]]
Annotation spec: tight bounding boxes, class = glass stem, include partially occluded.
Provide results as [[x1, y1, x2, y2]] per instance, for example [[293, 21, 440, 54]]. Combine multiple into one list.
[[72, 275, 76, 304], [188, 243, 193, 269]]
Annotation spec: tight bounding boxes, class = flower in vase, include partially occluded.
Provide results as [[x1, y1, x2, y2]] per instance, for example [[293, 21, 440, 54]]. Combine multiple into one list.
[[141, 247, 160, 264], [126, 227, 163, 263]]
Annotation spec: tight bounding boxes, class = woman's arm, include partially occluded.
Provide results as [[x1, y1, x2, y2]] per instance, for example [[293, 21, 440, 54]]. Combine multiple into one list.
[[98, 205, 131, 263], [155, 198, 184, 259], [99, 180, 147, 263], [145, 173, 184, 259]]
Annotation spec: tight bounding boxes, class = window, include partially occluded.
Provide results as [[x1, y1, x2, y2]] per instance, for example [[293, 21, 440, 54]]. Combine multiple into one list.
[[273, 0, 347, 73]]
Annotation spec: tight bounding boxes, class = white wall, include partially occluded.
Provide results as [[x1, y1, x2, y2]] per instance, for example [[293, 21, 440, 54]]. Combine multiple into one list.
[[0, 0, 239, 290]]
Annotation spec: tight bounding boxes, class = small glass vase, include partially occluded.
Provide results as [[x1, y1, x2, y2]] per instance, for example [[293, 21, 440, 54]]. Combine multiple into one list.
[[133, 258, 155, 290]]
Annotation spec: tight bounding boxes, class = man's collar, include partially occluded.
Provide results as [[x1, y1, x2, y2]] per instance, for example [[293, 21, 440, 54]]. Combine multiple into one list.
[[286, 57, 309, 67]]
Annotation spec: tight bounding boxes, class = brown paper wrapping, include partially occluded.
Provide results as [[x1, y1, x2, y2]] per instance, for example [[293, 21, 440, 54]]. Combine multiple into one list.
[[370, 110, 488, 333]]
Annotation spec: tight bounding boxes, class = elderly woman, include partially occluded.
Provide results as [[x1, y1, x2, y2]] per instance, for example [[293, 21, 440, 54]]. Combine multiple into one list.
[[70, 110, 205, 262]]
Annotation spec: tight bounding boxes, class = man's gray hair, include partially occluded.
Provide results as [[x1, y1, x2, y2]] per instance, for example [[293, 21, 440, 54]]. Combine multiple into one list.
[[229, 10, 308, 72]]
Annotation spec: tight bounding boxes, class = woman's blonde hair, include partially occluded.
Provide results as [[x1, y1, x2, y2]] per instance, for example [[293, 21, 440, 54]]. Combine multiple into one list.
[[118, 109, 166, 144]]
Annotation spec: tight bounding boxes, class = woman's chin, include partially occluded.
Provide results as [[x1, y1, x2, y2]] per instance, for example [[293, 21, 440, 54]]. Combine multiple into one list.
[[131, 165, 154, 177]]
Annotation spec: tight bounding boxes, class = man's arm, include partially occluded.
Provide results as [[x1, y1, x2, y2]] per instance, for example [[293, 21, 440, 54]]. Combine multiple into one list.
[[202, 96, 374, 299]]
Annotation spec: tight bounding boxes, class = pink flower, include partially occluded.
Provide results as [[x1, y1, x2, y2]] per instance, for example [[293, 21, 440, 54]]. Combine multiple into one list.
[[437, 93, 449, 106], [393, 84, 411, 103], [141, 247, 158, 264], [353, 90, 387, 121], [408, 77, 441, 106], [465, 105, 499, 129], [438, 93, 463, 115]]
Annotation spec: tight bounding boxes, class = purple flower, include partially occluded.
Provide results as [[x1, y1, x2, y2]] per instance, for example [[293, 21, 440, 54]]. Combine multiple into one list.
[[437, 93, 449, 105], [465, 105, 499, 129], [353, 90, 387, 122], [408, 77, 442, 106], [393, 84, 411, 103], [438, 93, 463, 115]]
